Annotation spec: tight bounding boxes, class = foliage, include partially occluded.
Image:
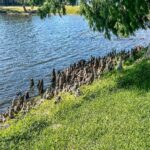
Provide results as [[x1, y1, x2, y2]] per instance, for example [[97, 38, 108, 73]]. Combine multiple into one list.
[[29, 0, 45, 6], [80, 0, 150, 38], [38, 0, 150, 39], [117, 59, 150, 90], [38, 0, 77, 18], [38, 0, 66, 18], [1, 58, 150, 149]]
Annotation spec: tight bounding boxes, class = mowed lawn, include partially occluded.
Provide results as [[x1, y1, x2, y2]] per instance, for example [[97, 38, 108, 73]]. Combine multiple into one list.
[[0, 59, 150, 149], [0, 6, 80, 14]]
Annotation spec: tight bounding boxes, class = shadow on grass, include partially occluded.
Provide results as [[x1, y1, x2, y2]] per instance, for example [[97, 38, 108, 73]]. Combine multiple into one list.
[[0, 118, 50, 147], [117, 59, 150, 91]]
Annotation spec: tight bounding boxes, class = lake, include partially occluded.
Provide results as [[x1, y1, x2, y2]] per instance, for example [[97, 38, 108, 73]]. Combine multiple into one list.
[[0, 14, 150, 111]]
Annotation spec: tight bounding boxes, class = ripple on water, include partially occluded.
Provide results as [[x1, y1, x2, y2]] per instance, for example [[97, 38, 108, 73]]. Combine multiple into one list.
[[0, 15, 150, 111]]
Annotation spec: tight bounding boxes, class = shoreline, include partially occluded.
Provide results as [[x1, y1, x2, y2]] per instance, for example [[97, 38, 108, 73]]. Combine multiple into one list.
[[0, 57, 150, 148], [0, 46, 147, 116], [0, 6, 80, 15], [0, 45, 147, 123]]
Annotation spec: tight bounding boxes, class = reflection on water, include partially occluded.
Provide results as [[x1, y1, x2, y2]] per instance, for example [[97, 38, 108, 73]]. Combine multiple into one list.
[[0, 14, 150, 110]]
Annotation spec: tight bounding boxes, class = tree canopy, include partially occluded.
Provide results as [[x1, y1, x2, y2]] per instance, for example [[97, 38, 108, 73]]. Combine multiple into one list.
[[38, 0, 150, 39], [29, 0, 45, 5]]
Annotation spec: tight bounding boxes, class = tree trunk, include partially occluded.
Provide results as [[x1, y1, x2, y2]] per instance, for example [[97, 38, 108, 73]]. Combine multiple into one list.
[[22, 0, 27, 13], [146, 44, 150, 58], [23, 5, 28, 12]]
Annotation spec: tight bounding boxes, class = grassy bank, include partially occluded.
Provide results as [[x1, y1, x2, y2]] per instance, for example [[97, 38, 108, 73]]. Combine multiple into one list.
[[0, 6, 80, 14], [0, 54, 150, 149]]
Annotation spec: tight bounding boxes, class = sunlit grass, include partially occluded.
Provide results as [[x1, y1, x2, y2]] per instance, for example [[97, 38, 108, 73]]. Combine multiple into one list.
[[65, 6, 80, 14], [0, 6, 80, 14], [0, 58, 150, 149], [0, 6, 37, 13]]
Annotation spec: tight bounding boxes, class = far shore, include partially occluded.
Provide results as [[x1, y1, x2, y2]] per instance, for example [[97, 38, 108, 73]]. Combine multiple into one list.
[[0, 6, 80, 15]]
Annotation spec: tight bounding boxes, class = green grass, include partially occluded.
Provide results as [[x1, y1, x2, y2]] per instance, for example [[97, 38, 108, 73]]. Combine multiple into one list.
[[0, 58, 150, 149], [0, 6, 36, 13], [65, 6, 80, 14], [0, 6, 80, 14]]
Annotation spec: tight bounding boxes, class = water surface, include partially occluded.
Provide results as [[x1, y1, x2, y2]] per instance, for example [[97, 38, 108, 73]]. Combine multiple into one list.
[[0, 15, 150, 111]]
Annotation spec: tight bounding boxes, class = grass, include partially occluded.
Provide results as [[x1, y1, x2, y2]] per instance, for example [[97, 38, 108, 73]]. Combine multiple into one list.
[[65, 6, 80, 14], [0, 55, 150, 149], [0, 6, 36, 13], [0, 6, 80, 14]]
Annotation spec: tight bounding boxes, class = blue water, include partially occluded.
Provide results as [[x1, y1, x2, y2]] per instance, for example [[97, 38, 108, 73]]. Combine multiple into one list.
[[0, 14, 150, 111]]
